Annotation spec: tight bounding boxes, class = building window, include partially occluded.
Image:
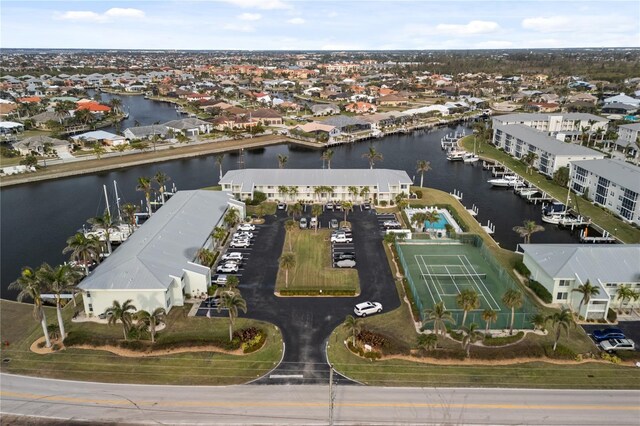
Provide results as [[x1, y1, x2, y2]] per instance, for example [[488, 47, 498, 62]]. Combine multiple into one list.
[[595, 176, 610, 205], [86, 291, 91, 298], [558, 280, 571, 287], [88, 304, 93, 312], [619, 188, 638, 220], [556, 292, 568, 300]]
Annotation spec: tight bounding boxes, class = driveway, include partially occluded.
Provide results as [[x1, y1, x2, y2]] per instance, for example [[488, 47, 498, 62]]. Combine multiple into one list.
[[198, 208, 400, 384], [581, 321, 640, 352]]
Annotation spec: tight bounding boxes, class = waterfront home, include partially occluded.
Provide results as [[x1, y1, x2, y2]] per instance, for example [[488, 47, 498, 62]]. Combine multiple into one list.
[[0, 121, 24, 135], [322, 115, 372, 135], [377, 94, 409, 107], [311, 104, 340, 116], [219, 168, 412, 204], [492, 113, 609, 135], [291, 122, 339, 141], [492, 124, 605, 177], [520, 244, 640, 320], [345, 101, 377, 114], [123, 124, 170, 141], [12, 135, 71, 156], [614, 123, 640, 160], [250, 108, 283, 126], [603, 93, 640, 108], [78, 190, 245, 317], [361, 112, 409, 133], [164, 118, 212, 136], [70, 130, 127, 147], [569, 158, 640, 226]]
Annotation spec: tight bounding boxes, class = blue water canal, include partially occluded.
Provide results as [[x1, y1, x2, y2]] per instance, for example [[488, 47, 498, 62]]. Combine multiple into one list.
[[0, 94, 582, 299]]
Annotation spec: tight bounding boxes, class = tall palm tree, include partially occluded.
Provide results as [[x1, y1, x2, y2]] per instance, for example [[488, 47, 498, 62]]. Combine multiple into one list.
[[284, 220, 296, 251], [481, 308, 497, 334], [217, 290, 247, 341], [277, 154, 288, 169], [461, 323, 482, 358], [311, 204, 323, 233], [289, 202, 303, 221], [63, 232, 101, 275], [37, 263, 81, 339], [572, 280, 599, 316], [616, 284, 639, 311], [456, 289, 480, 329], [359, 186, 370, 202], [106, 299, 137, 340], [211, 226, 227, 249], [546, 308, 574, 351], [341, 201, 352, 223], [109, 98, 122, 114], [411, 212, 427, 232], [196, 248, 216, 267], [522, 152, 539, 175], [223, 207, 240, 228], [278, 185, 289, 201], [120, 203, 139, 234], [502, 289, 523, 335], [135, 307, 166, 343], [342, 315, 361, 346], [531, 312, 546, 331], [424, 211, 440, 230], [416, 160, 432, 188], [421, 301, 454, 336], [225, 275, 240, 291], [136, 176, 154, 216], [54, 102, 68, 124], [279, 252, 296, 288], [154, 171, 171, 205], [512, 220, 545, 244], [321, 149, 334, 169], [362, 146, 383, 169], [215, 154, 224, 180], [9, 267, 52, 348], [88, 210, 118, 255], [348, 186, 359, 201], [288, 186, 299, 202]]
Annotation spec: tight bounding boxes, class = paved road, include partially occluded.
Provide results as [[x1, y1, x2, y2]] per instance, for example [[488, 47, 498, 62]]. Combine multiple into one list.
[[2, 373, 639, 425], [200, 208, 400, 384]]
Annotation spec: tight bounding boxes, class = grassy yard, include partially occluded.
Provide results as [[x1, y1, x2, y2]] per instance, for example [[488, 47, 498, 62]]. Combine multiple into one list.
[[460, 136, 640, 243], [0, 300, 284, 385], [276, 228, 359, 295]]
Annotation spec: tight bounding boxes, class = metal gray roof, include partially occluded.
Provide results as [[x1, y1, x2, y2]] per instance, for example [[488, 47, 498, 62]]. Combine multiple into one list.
[[521, 244, 640, 297], [496, 124, 604, 157], [220, 169, 412, 193], [571, 159, 640, 194], [124, 124, 169, 138], [494, 113, 608, 123], [79, 190, 234, 291], [619, 123, 640, 132], [322, 115, 371, 129]]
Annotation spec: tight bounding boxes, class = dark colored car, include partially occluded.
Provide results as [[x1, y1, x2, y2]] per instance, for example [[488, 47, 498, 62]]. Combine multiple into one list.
[[334, 252, 356, 261], [592, 328, 626, 342]]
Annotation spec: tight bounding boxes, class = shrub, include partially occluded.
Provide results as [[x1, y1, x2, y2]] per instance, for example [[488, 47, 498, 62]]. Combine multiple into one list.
[[52, 343, 61, 351], [600, 352, 621, 364], [414, 189, 423, 199], [514, 261, 531, 278], [607, 308, 617, 323], [545, 344, 576, 360], [120, 340, 146, 351], [37, 341, 46, 349], [242, 332, 266, 353], [380, 200, 388, 207], [528, 280, 552, 303], [279, 289, 355, 296], [357, 330, 388, 348], [483, 331, 525, 346], [346, 340, 382, 360]]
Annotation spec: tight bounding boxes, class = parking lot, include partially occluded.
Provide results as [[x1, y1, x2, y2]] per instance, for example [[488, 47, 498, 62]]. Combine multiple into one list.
[[581, 321, 640, 352], [196, 205, 400, 382]]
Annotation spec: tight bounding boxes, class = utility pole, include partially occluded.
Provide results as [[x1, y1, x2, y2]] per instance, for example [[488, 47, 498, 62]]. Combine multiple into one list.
[[329, 364, 335, 425]]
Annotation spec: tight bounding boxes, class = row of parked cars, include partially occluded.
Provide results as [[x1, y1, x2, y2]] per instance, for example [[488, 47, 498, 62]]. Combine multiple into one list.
[[591, 328, 635, 353], [331, 226, 356, 268]]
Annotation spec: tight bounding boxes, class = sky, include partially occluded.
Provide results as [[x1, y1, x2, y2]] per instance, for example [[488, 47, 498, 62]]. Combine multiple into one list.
[[2, 0, 639, 50]]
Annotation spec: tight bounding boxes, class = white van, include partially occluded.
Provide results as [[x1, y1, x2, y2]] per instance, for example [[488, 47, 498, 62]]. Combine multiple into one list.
[[299, 217, 308, 229]]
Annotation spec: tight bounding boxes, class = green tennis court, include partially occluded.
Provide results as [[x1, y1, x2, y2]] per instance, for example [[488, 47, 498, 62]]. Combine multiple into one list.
[[396, 241, 534, 329]]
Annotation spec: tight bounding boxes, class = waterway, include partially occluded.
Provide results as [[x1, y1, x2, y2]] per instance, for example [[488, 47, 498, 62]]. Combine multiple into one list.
[[0, 94, 581, 299]]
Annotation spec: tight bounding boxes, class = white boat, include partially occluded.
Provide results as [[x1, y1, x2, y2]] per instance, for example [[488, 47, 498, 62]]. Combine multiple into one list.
[[487, 175, 519, 187], [447, 150, 466, 161], [463, 153, 479, 163], [541, 212, 564, 224]]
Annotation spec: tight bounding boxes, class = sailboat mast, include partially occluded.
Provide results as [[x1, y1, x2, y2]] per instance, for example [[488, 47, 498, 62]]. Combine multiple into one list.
[[103, 185, 111, 218], [114, 180, 122, 222]]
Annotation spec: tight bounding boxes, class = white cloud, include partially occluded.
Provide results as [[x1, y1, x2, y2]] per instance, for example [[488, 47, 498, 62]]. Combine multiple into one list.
[[223, 23, 255, 32], [522, 16, 571, 32], [522, 15, 636, 33], [238, 13, 261, 21], [223, 0, 290, 10], [55, 8, 145, 23], [287, 17, 305, 25], [435, 20, 500, 35]]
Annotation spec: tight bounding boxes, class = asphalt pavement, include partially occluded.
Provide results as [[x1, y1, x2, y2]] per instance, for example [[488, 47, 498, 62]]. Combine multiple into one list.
[[581, 321, 640, 352]]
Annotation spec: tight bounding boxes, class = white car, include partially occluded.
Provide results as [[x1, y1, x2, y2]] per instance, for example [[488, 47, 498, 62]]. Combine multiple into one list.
[[335, 259, 356, 268], [299, 217, 308, 229], [354, 301, 382, 317], [600, 338, 635, 353], [238, 223, 256, 231], [212, 274, 228, 285], [216, 262, 239, 273], [277, 203, 286, 210], [221, 252, 243, 262], [310, 217, 318, 228], [233, 231, 254, 239], [229, 238, 250, 248], [383, 220, 402, 229]]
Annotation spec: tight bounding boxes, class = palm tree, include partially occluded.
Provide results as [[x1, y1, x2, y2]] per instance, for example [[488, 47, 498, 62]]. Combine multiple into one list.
[[89, 210, 118, 255], [154, 171, 171, 205], [362, 146, 383, 169], [288, 186, 299, 202], [289, 202, 303, 221], [321, 149, 334, 169], [502, 289, 523, 335], [522, 152, 539, 175], [121, 203, 139, 234], [106, 299, 137, 340], [277, 154, 288, 169], [421, 302, 454, 336], [211, 226, 227, 249], [572, 280, 599, 316], [63, 232, 101, 275], [109, 98, 122, 114], [461, 323, 482, 358], [54, 102, 68, 124], [359, 186, 370, 202], [482, 308, 497, 334], [348, 186, 359, 201], [416, 160, 432, 188], [531, 312, 546, 332], [616, 284, 639, 312], [225, 275, 240, 290], [136, 176, 154, 216], [37, 263, 81, 339], [342, 315, 361, 346], [196, 248, 216, 267], [113, 144, 129, 156], [217, 290, 247, 341], [417, 333, 438, 352], [512, 220, 545, 244], [215, 154, 224, 180], [424, 211, 440, 230], [279, 252, 296, 288], [223, 207, 240, 228], [341, 201, 352, 224], [92, 145, 106, 160], [311, 204, 323, 233], [135, 307, 166, 343], [9, 267, 52, 348], [284, 220, 296, 251], [456, 289, 480, 329], [546, 308, 574, 351], [277, 185, 289, 201]]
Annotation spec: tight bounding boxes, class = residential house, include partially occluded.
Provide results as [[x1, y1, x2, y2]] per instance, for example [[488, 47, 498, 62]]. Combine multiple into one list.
[[377, 94, 409, 107], [614, 123, 640, 159], [311, 104, 340, 116], [322, 115, 372, 135], [123, 124, 170, 141], [12, 135, 71, 156], [250, 108, 283, 126], [164, 118, 212, 136], [345, 101, 377, 114], [71, 130, 127, 146]]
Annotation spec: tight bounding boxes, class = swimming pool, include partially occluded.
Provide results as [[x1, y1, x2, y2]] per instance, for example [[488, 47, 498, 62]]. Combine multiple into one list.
[[425, 215, 450, 230]]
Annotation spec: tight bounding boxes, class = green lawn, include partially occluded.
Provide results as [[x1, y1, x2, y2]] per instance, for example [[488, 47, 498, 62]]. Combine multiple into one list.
[[460, 136, 640, 243], [0, 300, 284, 385], [276, 228, 359, 295]]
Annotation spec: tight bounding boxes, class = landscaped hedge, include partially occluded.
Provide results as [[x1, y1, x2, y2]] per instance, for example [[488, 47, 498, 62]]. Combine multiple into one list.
[[528, 280, 553, 303], [607, 308, 617, 323], [483, 331, 525, 346], [279, 289, 355, 296], [514, 260, 531, 278]]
